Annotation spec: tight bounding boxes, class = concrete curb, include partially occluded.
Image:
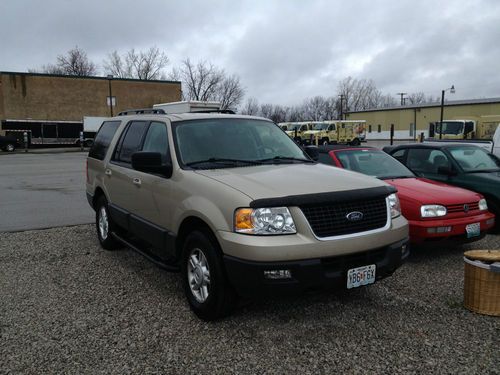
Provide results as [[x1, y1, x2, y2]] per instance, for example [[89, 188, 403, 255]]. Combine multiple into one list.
[[0, 148, 89, 156]]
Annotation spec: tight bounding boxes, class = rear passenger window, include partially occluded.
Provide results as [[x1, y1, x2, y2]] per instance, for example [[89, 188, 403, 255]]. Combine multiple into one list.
[[88, 121, 121, 160], [116, 121, 148, 163], [142, 122, 169, 163]]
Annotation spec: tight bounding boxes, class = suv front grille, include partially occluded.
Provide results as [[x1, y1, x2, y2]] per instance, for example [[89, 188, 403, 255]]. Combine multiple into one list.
[[300, 197, 388, 238]]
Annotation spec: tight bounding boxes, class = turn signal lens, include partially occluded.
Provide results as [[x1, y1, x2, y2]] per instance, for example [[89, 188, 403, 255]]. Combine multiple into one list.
[[235, 208, 253, 230]]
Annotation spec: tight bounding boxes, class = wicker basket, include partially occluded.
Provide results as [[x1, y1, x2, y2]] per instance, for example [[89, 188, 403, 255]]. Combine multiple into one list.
[[463, 250, 500, 316]]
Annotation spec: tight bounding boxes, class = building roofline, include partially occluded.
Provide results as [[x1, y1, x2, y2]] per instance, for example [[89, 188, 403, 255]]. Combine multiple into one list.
[[346, 97, 500, 114], [0, 70, 181, 85]]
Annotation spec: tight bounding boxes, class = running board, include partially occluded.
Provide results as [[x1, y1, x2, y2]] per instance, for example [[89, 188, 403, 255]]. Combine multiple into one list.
[[111, 232, 180, 273]]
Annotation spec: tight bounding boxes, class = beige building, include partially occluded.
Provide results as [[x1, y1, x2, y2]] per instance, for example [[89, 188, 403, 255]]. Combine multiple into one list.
[[345, 98, 500, 140], [0, 71, 181, 144]]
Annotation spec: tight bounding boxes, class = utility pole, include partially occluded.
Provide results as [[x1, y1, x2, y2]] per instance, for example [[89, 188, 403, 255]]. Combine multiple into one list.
[[338, 94, 345, 120], [396, 92, 407, 106]]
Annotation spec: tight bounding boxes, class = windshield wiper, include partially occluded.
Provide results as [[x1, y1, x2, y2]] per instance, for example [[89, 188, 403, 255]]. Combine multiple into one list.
[[258, 156, 315, 164], [380, 175, 414, 180], [186, 158, 263, 168], [466, 168, 500, 173]]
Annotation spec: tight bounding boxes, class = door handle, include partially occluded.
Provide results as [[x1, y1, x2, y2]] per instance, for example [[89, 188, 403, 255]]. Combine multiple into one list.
[[105, 169, 112, 176], [132, 178, 142, 186]]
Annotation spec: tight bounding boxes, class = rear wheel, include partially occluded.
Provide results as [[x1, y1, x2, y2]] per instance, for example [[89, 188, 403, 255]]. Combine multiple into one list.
[[182, 230, 236, 321], [350, 138, 361, 146], [5, 143, 15, 152], [95, 196, 122, 250]]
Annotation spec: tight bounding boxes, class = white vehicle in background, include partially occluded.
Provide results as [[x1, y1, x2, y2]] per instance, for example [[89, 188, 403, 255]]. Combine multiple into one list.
[[425, 124, 500, 157]]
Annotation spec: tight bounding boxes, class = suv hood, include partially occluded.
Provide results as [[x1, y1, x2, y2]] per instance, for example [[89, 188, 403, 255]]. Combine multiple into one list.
[[195, 164, 389, 201]]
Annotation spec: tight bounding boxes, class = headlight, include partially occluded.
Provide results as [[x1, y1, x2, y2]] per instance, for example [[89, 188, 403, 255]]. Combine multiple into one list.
[[234, 207, 296, 235], [387, 193, 401, 218], [478, 198, 488, 211], [421, 205, 447, 218]]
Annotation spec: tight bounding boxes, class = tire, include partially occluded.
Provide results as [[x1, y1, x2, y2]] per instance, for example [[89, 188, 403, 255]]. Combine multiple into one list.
[[181, 230, 236, 321], [5, 143, 15, 152], [350, 138, 361, 146], [95, 196, 122, 250], [322, 138, 329, 146], [84, 140, 93, 147]]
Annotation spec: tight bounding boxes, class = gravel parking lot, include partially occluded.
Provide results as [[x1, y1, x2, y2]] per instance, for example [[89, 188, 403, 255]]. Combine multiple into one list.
[[1, 225, 499, 374]]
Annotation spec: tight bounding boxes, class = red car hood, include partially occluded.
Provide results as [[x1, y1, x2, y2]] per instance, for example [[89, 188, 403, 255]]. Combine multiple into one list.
[[384, 177, 482, 205]]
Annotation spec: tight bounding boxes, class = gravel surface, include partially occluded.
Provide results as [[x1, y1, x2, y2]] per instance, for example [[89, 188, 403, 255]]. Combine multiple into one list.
[[1, 225, 499, 374]]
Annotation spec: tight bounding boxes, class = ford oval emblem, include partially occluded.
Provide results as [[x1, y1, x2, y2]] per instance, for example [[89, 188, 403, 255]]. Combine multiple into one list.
[[346, 211, 364, 222]]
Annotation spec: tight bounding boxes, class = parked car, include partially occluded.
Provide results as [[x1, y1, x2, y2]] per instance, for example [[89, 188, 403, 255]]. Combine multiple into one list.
[[0, 133, 19, 152], [383, 143, 500, 232], [318, 146, 495, 244], [86, 104, 409, 320]]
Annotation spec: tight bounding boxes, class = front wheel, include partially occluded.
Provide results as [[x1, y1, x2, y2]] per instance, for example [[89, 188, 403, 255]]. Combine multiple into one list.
[[5, 143, 15, 152], [182, 231, 236, 321]]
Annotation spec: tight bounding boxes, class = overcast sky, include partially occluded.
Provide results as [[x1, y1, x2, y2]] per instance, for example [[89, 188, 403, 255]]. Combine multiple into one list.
[[1, 0, 499, 105]]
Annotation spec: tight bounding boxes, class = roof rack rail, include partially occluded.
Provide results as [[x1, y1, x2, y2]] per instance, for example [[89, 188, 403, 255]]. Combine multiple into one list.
[[117, 108, 166, 116], [193, 109, 236, 114]]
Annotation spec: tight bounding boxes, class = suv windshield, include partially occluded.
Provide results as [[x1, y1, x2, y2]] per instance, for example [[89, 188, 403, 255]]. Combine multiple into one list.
[[174, 119, 311, 168], [336, 149, 415, 179], [449, 146, 500, 172], [438, 121, 463, 135]]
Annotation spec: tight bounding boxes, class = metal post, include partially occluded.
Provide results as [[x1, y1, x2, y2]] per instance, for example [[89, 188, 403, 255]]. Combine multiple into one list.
[[420, 132, 424, 143], [390, 124, 394, 145], [23, 131, 28, 153], [107, 75, 114, 117], [79, 131, 84, 151], [439, 89, 445, 139]]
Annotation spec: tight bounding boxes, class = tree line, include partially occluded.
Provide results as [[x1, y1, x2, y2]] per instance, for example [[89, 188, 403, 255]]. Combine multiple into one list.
[[29, 46, 438, 116]]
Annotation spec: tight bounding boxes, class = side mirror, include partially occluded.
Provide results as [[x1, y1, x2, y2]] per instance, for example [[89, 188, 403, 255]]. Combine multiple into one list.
[[131, 152, 173, 178], [437, 166, 456, 176], [304, 146, 319, 161]]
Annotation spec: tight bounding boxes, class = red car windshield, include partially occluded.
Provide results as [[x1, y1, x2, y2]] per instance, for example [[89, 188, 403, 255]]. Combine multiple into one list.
[[336, 149, 415, 179]]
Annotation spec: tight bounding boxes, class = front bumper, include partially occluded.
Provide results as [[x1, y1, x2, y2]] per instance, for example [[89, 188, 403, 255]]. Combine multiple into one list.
[[409, 212, 495, 244], [223, 238, 410, 297]]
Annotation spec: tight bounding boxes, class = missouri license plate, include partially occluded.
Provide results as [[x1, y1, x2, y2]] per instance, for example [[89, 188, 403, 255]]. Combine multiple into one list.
[[466, 222, 480, 238], [347, 264, 376, 289]]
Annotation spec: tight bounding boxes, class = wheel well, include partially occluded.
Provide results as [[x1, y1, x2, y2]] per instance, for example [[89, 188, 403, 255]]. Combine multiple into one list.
[[175, 217, 219, 259], [92, 187, 106, 209]]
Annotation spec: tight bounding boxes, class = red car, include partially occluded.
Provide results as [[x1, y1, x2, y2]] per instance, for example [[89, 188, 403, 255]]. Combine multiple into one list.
[[317, 146, 495, 244]]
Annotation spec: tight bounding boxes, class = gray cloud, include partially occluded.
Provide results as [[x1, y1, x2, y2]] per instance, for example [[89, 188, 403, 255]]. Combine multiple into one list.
[[1, 0, 499, 105]]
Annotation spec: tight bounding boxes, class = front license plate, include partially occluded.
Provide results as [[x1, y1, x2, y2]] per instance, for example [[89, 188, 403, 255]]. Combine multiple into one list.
[[466, 222, 480, 238], [347, 264, 376, 289]]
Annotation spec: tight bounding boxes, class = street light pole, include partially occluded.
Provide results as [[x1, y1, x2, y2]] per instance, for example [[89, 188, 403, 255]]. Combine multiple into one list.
[[107, 75, 114, 117], [338, 94, 345, 120], [439, 85, 455, 139]]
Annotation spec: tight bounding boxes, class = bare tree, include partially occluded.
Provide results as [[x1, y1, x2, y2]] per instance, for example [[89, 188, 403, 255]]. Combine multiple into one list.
[[178, 59, 245, 110], [30, 46, 97, 76], [216, 75, 245, 110], [407, 92, 439, 105], [56, 46, 97, 76], [337, 77, 383, 112], [240, 97, 260, 116], [103, 46, 169, 80]]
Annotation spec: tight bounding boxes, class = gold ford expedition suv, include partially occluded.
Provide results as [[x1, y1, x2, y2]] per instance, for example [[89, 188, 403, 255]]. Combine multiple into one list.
[[86, 108, 409, 320]]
